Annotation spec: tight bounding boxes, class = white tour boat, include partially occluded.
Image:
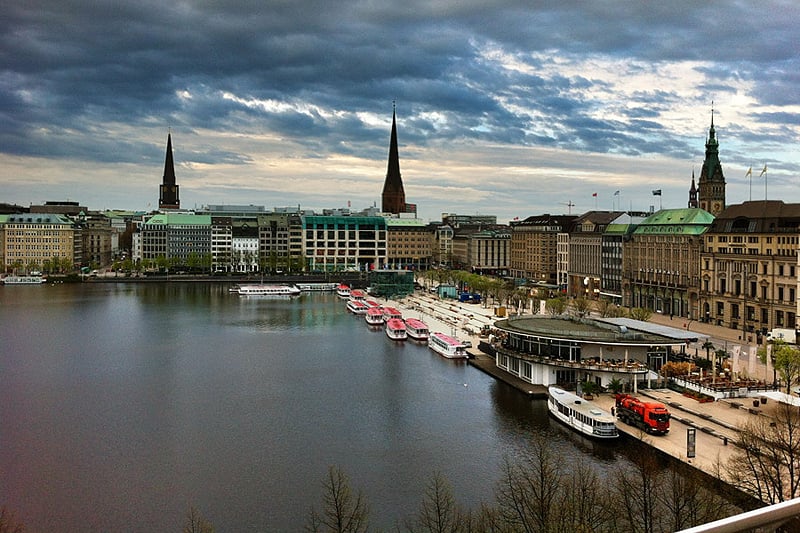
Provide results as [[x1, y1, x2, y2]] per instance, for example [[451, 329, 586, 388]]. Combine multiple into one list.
[[365, 307, 384, 326], [336, 284, 351, 298], [427, 332, 468, 359], [231, 284, 301, 296], [385, 318, 407, 341], [346, 299, 369, 314], [349, 289, 366, 301], [1, 275, 47, 285], [547, 386, 618, 439], [404, 318, 430, 341], [381, 306, 403, 322]]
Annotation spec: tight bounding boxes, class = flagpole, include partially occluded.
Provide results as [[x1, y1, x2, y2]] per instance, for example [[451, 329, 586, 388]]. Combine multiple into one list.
[[747, 167, 752, 201]]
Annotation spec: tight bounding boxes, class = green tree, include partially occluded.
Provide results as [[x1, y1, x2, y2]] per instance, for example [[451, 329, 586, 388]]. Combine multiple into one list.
[[628, 307, 652, 322], [545, 297, 566, 316], [306, 466, 370, 533], [759, 341, 800, 394]]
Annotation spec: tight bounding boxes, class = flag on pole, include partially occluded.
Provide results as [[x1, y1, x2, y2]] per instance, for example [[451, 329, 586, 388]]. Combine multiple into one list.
[[759, 164, 767, 177], [592, 192, 597, 197], [652, 189, 662, 196], [745, 167, 752, 178], [613, 190, 620, 196]]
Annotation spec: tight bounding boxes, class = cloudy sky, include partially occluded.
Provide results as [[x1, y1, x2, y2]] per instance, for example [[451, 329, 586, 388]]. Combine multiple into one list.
[[2, 1, 799, 222]]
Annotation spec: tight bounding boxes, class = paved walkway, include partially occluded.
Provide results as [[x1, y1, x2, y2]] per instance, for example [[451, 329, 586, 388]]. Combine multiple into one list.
[[381, 292, 791, 487]]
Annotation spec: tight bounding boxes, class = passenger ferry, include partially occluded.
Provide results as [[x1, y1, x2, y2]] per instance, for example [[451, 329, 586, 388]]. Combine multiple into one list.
[[1, 275, 47, 285], [427, 332, 468, 359], [385, 318, 407, 341], [404, 318, 430, 341], [365, 307, 385, 326], [230, 284, 301, 296], [547, 386, 618, 439], [381, 306, 403, 322], [346, 299, 369, 314], [336, 284, 351, 298]]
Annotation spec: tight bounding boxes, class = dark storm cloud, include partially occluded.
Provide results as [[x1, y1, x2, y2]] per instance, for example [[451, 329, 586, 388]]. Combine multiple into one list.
[[1, 0, 798, 217]]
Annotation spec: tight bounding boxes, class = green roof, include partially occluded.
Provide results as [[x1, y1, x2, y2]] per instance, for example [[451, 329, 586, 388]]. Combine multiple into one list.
[[633, 208, 713, 236], [145, 213, 212, 226]]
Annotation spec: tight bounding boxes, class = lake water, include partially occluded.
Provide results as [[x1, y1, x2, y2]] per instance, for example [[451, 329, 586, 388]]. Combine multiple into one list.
[[1, 282, 622, 531]]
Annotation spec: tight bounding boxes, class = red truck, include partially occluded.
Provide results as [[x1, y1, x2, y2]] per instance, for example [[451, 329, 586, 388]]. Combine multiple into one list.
[[614, 394, 671, 435]]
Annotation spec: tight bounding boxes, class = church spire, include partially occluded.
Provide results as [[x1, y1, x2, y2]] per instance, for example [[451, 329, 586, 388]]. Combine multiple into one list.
[[381, 102, 406, 214], [158, 133, 180, 210], [688, 169, 698, 208], [697, 106, 725, 215]]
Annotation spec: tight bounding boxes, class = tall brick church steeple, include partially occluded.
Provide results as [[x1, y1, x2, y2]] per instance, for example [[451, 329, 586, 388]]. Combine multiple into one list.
[[159, 133, 180, 210], [697, 108, 726, 215], [381, 104, 406, 214]]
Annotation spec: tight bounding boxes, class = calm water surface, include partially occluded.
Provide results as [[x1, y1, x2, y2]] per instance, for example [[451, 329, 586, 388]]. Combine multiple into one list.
[[1, 283, 620, 532]]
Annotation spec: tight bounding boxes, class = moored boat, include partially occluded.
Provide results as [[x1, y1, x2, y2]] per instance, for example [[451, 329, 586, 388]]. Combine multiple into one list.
[[296, 282, 338, 291], [365, 306, 384, 326], [381, 306, 402, 322], [428, 332, 468, 359], [404, 318, 430, 341], [547, 386, 618, 439], [385, 318, 407, 340], [1, 275, 47, 285], [336, 284, 351, 298], [232, 284, 301, 296], [349, 289, 366, 301], [346, 299, 369, 314]]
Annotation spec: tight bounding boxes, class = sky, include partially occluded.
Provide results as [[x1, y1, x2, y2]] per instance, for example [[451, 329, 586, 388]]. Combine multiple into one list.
[[2, 1, 799, 223]]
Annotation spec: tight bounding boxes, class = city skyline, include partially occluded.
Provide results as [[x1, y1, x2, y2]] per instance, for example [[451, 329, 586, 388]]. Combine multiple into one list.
[[2, 1, 799, 223]]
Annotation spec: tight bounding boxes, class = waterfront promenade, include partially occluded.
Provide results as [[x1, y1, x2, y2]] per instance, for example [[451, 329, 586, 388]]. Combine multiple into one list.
[[383, 291, 788, 491]]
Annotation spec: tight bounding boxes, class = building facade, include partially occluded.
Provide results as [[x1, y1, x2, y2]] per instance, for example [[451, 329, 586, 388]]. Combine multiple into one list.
[[623, 208, 713, 319], [566, 211, 621, 298], [699, 200, 800, 339], [1, 213, 79, 273], [385, 217, 432, 270], [302, 215, 387, 272], [511, 214, 577, 284]]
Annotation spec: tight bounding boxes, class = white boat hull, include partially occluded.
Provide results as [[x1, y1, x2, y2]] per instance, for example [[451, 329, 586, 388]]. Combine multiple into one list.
[[547, 386, 618, 439]]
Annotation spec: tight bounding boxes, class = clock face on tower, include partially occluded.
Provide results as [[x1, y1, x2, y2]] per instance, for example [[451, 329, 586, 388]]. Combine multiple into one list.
[[713, 202, 721, 212]]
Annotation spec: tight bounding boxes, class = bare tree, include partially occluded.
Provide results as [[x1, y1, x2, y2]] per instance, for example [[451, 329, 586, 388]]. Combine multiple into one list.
[[610, 449, 660, 533], [655, 464, 735, 532], [405, 471, 464, 533], [494, 437, 564, 532], [306, 465, 370, 533], [727, 401, 800, 503], [182, 505, 214, 533], [0, 507, 25, 533]]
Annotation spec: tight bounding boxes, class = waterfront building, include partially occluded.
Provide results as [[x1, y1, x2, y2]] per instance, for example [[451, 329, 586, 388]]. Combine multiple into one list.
[[492, 315, 700, 391], [368, 269, 415, 297], [211, 217, 233, 273], [699, 200, 800, 339], [302, 214, 387, 272], [158, 133, 180, 210], [510, 214, 577, 284], [451, 226, 511, 275], [381, 106, 410, 215], [385, 216, 432, 270], [432, 224, 454, 268], [140, 213, 211, 267], [697, 112, 726, 216], [564, 211, 622, 298], [600, 213, 647, 302], [622, 208, 713, 318], [1, 213, 79, 273], [257, 213, 303, 273], [78, 212, 113, 268], [233, 219, 260, 273]]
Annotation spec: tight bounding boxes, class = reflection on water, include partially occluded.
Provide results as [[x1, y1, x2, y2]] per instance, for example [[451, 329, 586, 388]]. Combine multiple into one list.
[[1, 283, 637, 531]]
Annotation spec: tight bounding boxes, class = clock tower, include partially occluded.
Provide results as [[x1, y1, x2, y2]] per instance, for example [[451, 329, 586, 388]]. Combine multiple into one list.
[[697, 109, 726, 216]]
